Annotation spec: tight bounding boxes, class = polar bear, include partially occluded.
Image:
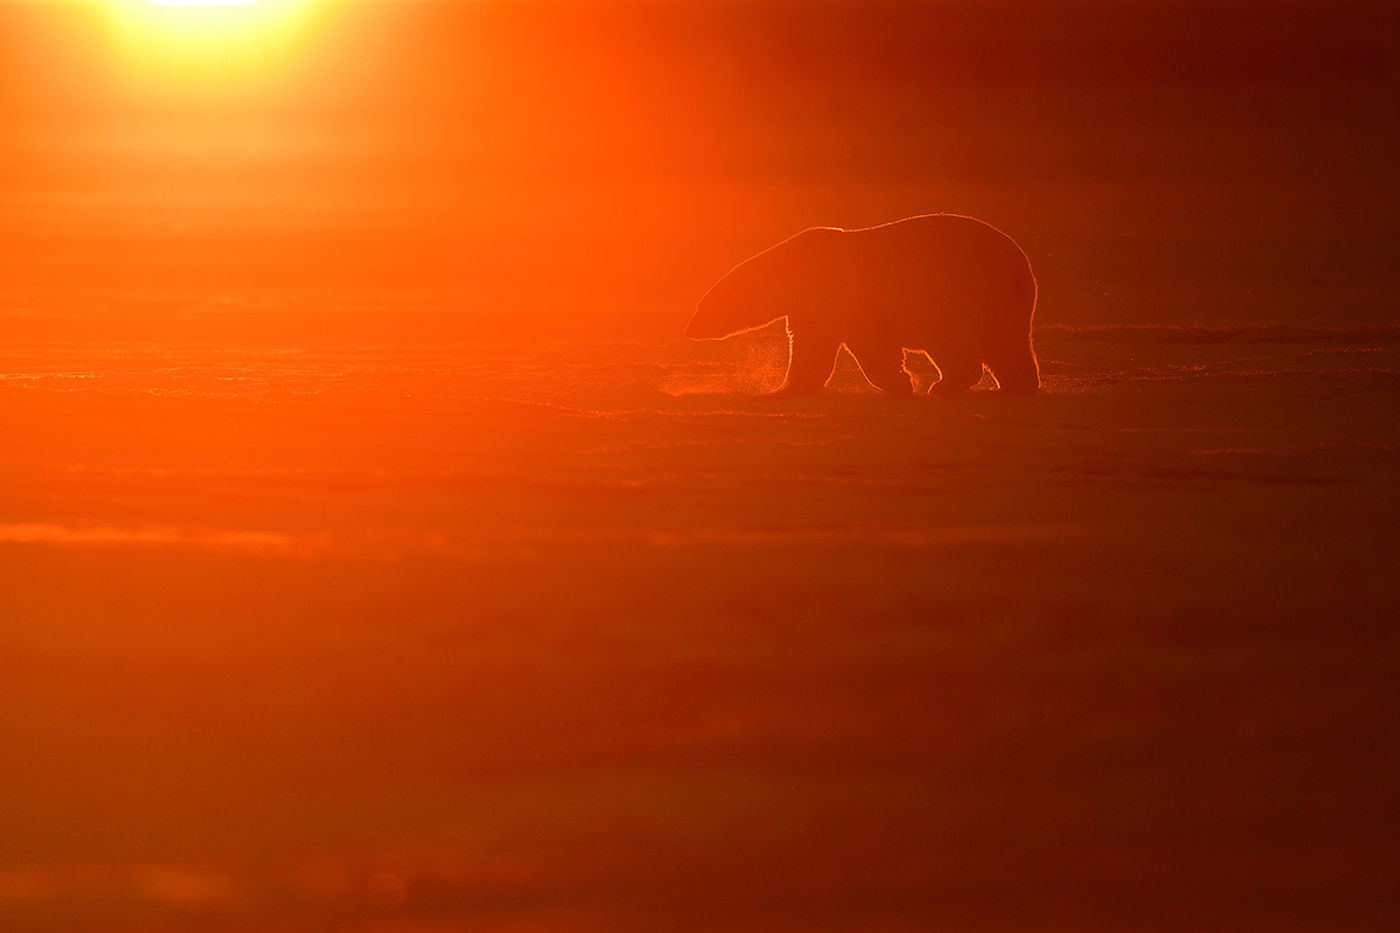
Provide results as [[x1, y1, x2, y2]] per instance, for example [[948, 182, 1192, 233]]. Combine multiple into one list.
[[686, 213, 1039, 395]]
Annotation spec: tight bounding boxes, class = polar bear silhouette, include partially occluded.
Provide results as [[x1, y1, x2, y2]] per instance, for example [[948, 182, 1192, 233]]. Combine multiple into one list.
[[686, 213, 1039, 395]]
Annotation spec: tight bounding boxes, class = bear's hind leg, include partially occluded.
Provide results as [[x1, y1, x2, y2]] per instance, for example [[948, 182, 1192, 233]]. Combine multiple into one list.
[[771, 330, 841, 397], [928, 354, 984, 396], [985, 340, 1040, 394], [846, 339, 914, 396]]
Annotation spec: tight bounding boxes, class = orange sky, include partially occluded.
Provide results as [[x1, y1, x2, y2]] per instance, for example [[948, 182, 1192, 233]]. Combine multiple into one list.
[[2, 0, 1396, 320]]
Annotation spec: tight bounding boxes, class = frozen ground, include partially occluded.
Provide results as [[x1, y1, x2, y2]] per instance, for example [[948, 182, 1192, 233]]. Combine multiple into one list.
[[2, 311, 1398, 931]]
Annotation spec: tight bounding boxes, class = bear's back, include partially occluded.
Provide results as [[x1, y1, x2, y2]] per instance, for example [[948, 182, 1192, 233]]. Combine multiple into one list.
[[845, 214, 1028, 272], [811, 214, 1033, 307]]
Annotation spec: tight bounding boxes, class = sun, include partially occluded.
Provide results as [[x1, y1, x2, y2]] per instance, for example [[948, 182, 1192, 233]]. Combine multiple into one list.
[[105, 0, 325, 83]]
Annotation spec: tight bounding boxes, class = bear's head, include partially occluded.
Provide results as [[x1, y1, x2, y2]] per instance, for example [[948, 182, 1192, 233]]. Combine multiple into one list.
[[686, 227, 842, 340]]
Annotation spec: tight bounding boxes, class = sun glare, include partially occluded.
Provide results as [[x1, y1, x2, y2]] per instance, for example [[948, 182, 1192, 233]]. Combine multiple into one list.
[[146, 1, 261, 7], [106, 0, 325, 83]]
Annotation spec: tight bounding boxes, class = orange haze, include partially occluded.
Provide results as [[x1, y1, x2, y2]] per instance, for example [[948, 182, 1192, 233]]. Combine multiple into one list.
[[2, 1, 1399, 930]]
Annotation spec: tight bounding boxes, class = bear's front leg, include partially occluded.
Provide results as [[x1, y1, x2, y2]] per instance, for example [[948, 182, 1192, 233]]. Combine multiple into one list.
[[771, 329, 841, 397]]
